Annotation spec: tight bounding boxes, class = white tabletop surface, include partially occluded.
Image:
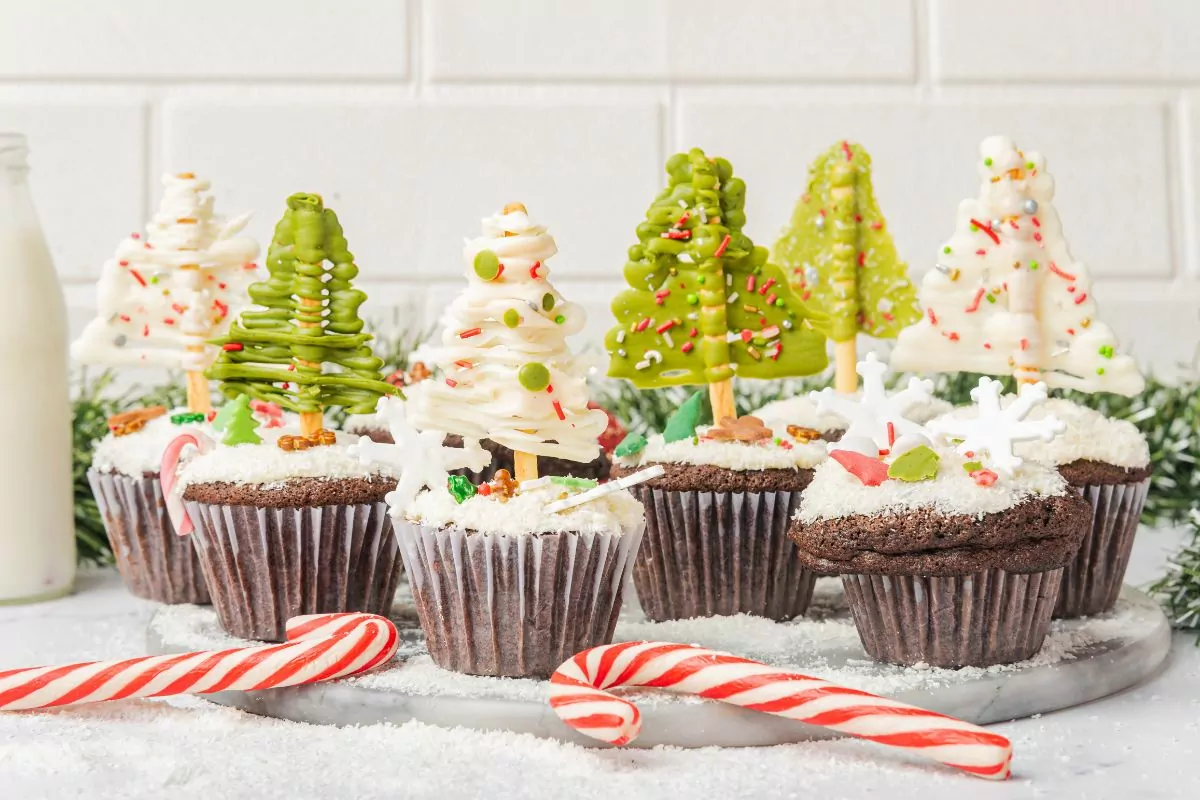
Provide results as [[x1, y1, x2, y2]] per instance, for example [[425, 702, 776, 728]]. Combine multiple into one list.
[[1, 528, 1198, 800]]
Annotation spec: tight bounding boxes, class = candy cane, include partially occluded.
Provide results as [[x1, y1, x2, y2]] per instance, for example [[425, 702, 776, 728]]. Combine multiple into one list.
[[160, 431, 215, 536], [0, 612, 397, 712], [549, 642, 1012, 781]]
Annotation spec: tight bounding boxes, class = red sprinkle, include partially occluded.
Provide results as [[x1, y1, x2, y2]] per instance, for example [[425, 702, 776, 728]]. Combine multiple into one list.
[[1074, 292, 1088, 305], [454, 359, 473, 369], [1032, 217, 1041, 227], [887, 422, 896, 447], [459, 327, 482, 339], [553, 400, 565, 421], [975, 249, 987, 256], [857, 252, 866, 267], [681, 341, 695, 354], [163, 318, 175, 326], [759, 278, 776, 295], [529, 261, 542, 278], [870, 221, 882, 230], [1067, 328, 1076, 336], [740, 329, 753, 343], [675, 211, 690, 227], [1020, 338, 1028, 350], [842, 140, 853, 162], [801, 291, 811, 301], [119, 260, 129, 267], [770, 342, 782, 361], [689, 327, 698, 338], [713, 234, 731, 258], [1049, 262, 1076, 281], [746, 275, 756, 293], [655, 319, 676, 334], [947, 331, 960, 342], [222, 342, 243, 352], [1033, 232, 1042, 242], [635, 318, 652, 333], [765, 293, 777, 306], [965, 288, 985, 313], [970, 218, 1000, 244], [445, 378, 458, 388], [142, 324, 149, 337], [662, 229, 691, 240], [927, 308, 938, 325], [131, 232, 140, 239], [119, 314, 131, 323], [130, 269, 147, 287], [983, 342, 992, 349]]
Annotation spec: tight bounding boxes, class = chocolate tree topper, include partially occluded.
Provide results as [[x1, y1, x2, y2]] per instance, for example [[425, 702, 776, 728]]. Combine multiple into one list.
[[208, 193, 399, 436], [72, 173, 259, 414], [405, 203, 608, 483], [606, 148, 828, 422], [891, 136, 1144, 396], [773, 141, 920, 394]]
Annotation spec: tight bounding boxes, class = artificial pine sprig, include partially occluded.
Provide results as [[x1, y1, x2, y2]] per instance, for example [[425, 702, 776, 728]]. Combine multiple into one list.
[[1149, 510, 1200, 634]]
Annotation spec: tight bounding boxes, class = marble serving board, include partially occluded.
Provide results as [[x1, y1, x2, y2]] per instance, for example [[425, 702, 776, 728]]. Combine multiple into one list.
[[147, 580, 1170, 749]]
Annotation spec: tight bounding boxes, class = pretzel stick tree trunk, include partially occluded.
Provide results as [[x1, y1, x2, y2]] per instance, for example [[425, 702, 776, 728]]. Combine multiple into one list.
[[297, 295, 324, 437], [182, 262, 213, 414], [501, 201, 541, 483]]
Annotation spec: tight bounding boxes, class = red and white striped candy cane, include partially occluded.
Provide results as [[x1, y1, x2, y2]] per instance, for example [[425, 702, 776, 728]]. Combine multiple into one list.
[[160, 431, 215, 536], [0, 612, 397, 712], [550, 642, 1012, 781]]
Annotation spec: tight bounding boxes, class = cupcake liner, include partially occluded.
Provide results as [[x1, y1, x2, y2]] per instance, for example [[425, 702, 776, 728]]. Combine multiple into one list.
[[185, 500, 401, 641], [396, 520, 644, 678], [841, 568, 1063, 668], [1055, 478, 1150, 618], [630, 487, 816, 622], [87, 469, 210, 605]]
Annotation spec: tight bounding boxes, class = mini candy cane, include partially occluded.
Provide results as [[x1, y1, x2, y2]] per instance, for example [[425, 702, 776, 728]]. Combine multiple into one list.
[[0, 612, 397, 712], [160, 431, 215, 536], [550, 642, 1012, 780]]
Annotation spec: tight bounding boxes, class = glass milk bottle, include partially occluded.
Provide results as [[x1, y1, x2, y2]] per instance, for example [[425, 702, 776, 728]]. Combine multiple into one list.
[[0, 133, 75, 603]]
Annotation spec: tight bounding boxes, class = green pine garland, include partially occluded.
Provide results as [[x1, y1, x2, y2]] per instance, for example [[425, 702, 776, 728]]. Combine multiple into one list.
[[1149, 511, 1200, 633]]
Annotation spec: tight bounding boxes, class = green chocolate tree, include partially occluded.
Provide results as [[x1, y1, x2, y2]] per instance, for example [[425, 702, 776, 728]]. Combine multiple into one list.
[[605, 148, 828, 422], [772, 141, 919, 393], [208, 193, 399, 435]]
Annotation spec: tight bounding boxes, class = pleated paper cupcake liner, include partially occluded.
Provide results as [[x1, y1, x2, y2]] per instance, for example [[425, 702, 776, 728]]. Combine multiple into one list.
[[185, 500, 401, 641], [87, 469, 210, 605], [1055, 477, 1151, 619], [630, 487, 816, 622], [841, 567, 1063, 668], [396, 520, 644, 678]]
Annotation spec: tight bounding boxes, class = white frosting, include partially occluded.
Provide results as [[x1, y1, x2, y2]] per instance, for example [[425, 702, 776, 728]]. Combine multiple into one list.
[[177, 430, 395, 489], [755, 393, 951, 432], [404, 481, 643, 537], [890, 135, 1144, 396], [796, 448, 1068, 523], [935, 397, 1149, 469], [72, 173, 259, 372], [91, 410, 215, 477], [343, 412, 383, 434], [810, 354, 933, 450], [619, 428, 827, 471], [406, 208, 607, 462]]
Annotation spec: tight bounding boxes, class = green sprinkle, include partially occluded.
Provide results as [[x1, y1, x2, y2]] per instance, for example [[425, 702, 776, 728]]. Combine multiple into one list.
[[963, 460, 983, 473], [518, 362, 551, 391], [1099, 345, 1114, 358], [986, 294, 996, 304], [149, 275, 159, 284], [614, 432, 648, 457], [1097, 367, 1106, 375], [551, 476, 598, 490], [554, 314, 566, 324], [447, 475, 477, 504], [984, 157, 993, 167], [170, 411, 206, 425], [943, 246, 952, 254], [775, 299, 785, 307], [542, 293, 555, 311], [473, 249, 502, 281], [664, 391, 704, 443], [1027, 161, 1035, 170], [697, 276, 706, 285], [970, 223, 979, 232], [686, 293, 699, 305], [503, 308, 521, 328], [1030, 260, 1039, 270]]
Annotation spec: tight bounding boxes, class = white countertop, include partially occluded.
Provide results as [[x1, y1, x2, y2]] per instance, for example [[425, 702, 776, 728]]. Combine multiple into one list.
[[1, 530, 1198, 800]]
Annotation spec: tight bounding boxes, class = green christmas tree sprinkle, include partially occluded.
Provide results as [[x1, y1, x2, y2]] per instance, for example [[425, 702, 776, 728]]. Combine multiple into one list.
[[208, 193, 400, 415], [219, 394, 262, 446], [773, 141, 919, 342]]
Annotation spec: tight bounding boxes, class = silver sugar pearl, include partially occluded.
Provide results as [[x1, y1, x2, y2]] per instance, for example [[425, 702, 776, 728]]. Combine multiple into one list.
[[113, 335, 127, 347], [804, 266, 819, 284], [1023, 199, 1039, 215], [990, 219, 1003, 231], [815, 216, 826, 231], [617, 349, 627, 358]]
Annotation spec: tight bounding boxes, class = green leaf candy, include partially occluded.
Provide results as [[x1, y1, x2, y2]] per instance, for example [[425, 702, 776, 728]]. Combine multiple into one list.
[[614, 432, 648, 457], [447, 475, 477, 504], [888, 445, 940, 482], [663, 390, 705, 443]]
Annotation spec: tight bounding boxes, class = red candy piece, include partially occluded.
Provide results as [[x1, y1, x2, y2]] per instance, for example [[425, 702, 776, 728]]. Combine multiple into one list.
[[588, 401, 627, 454], [830, 450, 890, 486], [971, 469, 998, 487]]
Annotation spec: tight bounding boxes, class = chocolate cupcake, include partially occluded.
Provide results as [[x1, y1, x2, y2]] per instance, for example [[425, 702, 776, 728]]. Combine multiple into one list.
[[174, 431, 401, 641], [612, 418, 826, 622], [88, 408, 213, 605], [791, 379, 1093, 668], [395, 479, 644, 678], [938, 398, 1151, 618]]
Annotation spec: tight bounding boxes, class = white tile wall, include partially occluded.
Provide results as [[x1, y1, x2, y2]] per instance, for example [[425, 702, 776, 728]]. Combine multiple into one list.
[[5, 0, 1196, 377]]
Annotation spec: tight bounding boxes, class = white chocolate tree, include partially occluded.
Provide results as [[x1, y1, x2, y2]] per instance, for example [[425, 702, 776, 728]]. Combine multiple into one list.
[[72, 173, 259, 412], [927, 378, 1064, 476], [890, 136, 1144, 396], [405, 204, 608, 480]]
